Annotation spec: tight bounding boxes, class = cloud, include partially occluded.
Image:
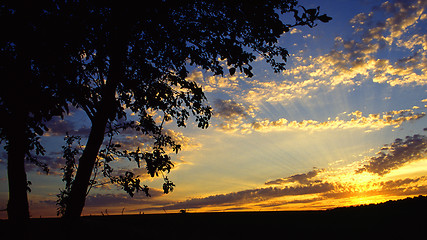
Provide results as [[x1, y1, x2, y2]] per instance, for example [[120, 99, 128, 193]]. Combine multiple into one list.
[[303, 33, 316, 39], [289, 28, 302, 34], [238, 109, 424, 134], [164, 129, 201, 151], [214, 99, 253, 120], [397, 34, 427, 51], [161, 182, 335, 210], [350, 12, 373, 26], [140, 131, 427, 212], [240, 78, 323, 104], [265, 169, 323, 185], [106, 126, 200, 155], [158, 173, 427, 211], [88, 190, 163, 206], [213, 99, 257, 132], [44, 117, 91, 137], [247, 0, 427, 103], [183, 0, 426, 108], [340, 0, 427, 86], [147, 144, 427, 212], [180, 0, 427, 111], [322, 176, 427, 201], [188, 69, 244, 93], [356, 134, 427, 176], [380, 176, 427, 191], [34, 173, 426, 215], [378, 0, 426, 44]]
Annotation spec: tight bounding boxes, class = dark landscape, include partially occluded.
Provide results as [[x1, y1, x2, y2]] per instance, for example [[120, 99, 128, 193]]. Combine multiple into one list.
[[1, 195, 427, 239]]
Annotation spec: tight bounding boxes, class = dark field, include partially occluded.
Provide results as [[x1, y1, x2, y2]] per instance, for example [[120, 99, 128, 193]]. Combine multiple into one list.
[[2, 196, 427, 239]]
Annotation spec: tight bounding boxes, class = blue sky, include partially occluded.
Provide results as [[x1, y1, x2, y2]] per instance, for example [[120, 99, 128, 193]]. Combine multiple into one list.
[[1, 0, 427, 217]]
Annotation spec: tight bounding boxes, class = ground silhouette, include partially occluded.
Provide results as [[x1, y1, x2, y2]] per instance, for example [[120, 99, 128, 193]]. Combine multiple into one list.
[[1, 195, 426, 239]]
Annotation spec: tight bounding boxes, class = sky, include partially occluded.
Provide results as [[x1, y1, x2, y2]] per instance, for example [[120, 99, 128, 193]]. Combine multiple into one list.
[[1, 0, 427, 218]]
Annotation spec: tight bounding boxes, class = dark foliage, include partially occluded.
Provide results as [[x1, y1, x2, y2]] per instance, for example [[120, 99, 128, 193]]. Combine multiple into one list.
[[0, 0, 332, 219], [55, 0, 331, 218], [56, 134, 82, 216], [0, 1, 84, 221], [0, 0, 84, 162]]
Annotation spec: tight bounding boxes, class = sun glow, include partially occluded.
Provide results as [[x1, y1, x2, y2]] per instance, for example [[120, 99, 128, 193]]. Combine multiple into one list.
[[337, 194, 393, 207]]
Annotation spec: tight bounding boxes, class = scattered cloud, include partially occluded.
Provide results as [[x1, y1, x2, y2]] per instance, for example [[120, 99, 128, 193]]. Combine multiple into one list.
[[223, 109, 425, 134], [44, 117, 91, 137], [213, 99, 257, 132], [180, 0, 427, 113], [377, 0, 426, 44], [214, 99, 254, 120], [289, 28, 302, 34], [265, 169, 324, 185], [240, 78, 323, 104], [303, 33, 316, 39], [333, 0, 427, 86], [189, 69, 244, 93], [232, 0, 427, 106], [357, 134, 427, 176], [164, 129, 202, 151]]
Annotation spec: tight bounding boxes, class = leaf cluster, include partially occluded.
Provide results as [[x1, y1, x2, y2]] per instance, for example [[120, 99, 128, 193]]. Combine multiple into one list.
[[96, 121, 178, 198], [57, 134, 82, 216], [0, 1, 88, 175]]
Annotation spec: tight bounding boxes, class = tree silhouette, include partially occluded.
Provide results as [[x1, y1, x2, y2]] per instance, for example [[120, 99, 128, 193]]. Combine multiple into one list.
[[61, 0, 331, 219], [1, 0, 331, 220], [0, 1, 84, 222]]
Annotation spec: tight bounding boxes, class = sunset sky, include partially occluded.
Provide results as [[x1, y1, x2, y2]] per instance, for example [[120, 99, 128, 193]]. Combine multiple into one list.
[[1, 0, 427, 218]]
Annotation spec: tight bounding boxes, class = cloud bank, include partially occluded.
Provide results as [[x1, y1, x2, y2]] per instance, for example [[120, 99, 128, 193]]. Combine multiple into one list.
[[216, 108, 425, 134], [357, 134, 427, 175], [265, 169, 323, 185]]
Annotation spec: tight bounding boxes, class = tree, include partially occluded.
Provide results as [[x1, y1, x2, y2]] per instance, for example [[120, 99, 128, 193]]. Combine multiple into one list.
[[0, 1, 86, 222], [58, 0, 331, 218], [1, 0, 331, 220], [59, 1, 213, 218]]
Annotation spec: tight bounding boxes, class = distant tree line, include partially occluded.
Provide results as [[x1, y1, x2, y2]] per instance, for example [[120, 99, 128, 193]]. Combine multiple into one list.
[[329, 195, 427, 213]]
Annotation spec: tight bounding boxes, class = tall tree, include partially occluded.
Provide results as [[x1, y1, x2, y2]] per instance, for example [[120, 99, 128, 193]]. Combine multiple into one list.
[[0, 1, 85, 221], [59, 0, 331, 218]]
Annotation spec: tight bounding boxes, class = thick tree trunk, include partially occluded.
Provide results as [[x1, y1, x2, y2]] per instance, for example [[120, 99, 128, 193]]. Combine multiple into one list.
[[7, 4, 32, 221], [7, 114, 30, 222], [63, 60, 121, 218], [63, 12, 127, 218], [63, 111, 110, 218]]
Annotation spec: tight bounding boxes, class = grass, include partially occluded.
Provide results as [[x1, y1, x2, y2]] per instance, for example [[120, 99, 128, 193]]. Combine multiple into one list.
[[2, 195, 427, 239]]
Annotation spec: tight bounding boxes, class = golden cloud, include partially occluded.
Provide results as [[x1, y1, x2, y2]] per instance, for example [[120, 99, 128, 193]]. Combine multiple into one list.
[[235, 109, 425, 134]]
